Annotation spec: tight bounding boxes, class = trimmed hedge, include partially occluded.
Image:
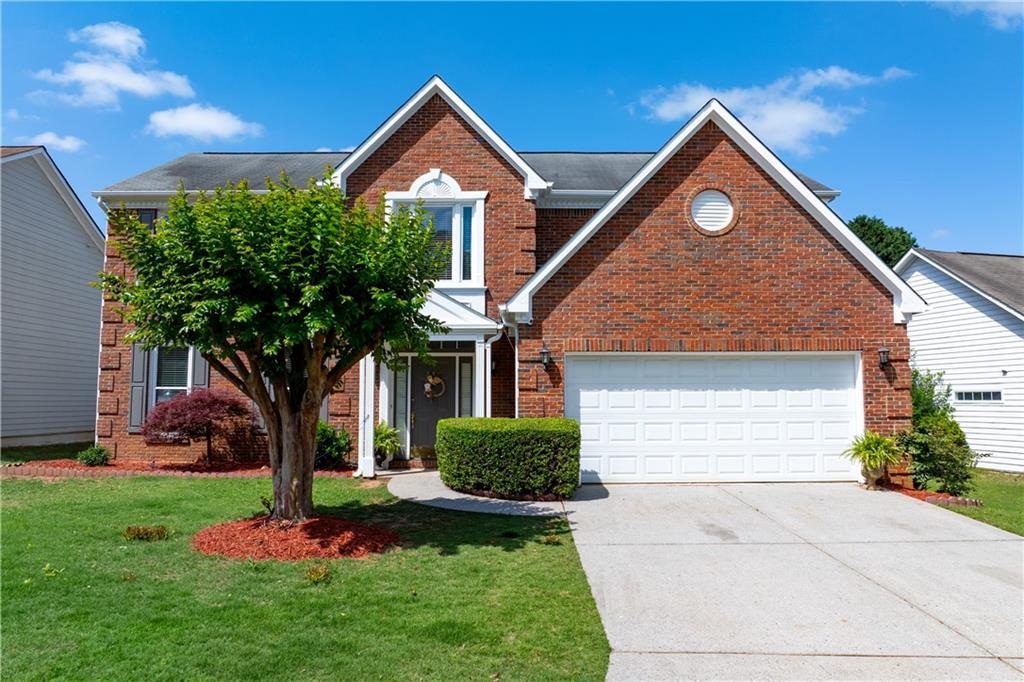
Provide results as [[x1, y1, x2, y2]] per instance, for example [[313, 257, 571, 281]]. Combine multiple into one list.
[[436, 417, 581, 499]]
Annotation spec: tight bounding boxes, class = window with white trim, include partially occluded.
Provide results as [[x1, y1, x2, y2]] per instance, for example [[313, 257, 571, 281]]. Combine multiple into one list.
[[955, 390, 1002, 402], [152, 347, 191, 404], [387, 170, 486, 287]]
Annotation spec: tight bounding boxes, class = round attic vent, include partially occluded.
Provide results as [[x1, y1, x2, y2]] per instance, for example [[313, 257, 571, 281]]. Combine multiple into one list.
[[690, 189, 735, 234]]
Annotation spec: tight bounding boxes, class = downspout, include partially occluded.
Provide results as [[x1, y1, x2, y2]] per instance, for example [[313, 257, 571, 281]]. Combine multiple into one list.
[[511, 325, 519, 418]]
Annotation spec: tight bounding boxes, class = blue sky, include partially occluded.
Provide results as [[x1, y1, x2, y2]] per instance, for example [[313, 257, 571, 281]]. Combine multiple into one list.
[[3, 2, 1022, 255]]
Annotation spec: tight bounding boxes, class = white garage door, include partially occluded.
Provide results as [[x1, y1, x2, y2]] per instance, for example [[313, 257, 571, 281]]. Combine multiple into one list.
[[565, 354, 862, 483]]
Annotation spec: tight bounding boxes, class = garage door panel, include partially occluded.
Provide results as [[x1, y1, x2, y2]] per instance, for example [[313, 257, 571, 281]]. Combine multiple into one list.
[[567, 354, 861, 483]]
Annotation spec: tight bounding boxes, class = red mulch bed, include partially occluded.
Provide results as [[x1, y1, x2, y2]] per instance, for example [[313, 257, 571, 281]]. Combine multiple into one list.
[[35, 459, 354, 476], [192, 515, 400, 561], [886, 484, 951, 502]]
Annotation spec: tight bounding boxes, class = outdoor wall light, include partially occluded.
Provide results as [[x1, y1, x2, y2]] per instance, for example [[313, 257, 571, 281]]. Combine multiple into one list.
[[878, 347, 890, 368], [539, 343, 552, 367]]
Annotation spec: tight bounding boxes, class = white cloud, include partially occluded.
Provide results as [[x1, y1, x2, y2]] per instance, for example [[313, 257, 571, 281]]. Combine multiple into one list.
[[33, 21, 193, 108], [930, 228, 952, 240], [637, 66, 912, 156], [15, 131, 86, 152], [6, 108, 20, 120], [69, 21, 144, 59], [936, 1, 1024, 30], [145, 104, 263, 142], [314, 146, 333, 152], [314, 145, 356, 152]]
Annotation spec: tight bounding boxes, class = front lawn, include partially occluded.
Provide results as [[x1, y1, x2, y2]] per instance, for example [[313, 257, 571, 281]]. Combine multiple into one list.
[[944, 469, 1024, 536], [1, 476, 608, 680], [0, 441, 91, 465]]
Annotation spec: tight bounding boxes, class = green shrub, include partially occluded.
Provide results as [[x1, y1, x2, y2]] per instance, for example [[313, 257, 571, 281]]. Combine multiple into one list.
[[76, 445, 111, 467], [314, 421, 352, 470], [898, 413, 984, 496], [436, 417, 580, 499], [374, 422, 401, 460], [843, 431, 903, 471], [304, 562, 332, 585], [910, 366, 953, 424], [122, 525, 170, 542]]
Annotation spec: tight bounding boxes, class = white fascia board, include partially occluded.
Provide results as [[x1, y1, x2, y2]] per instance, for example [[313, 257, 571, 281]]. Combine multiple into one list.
[[425, 289, 502, 332], [895, 249, 1024, 323], [24, 149, 105, 251], [332, 76, 547, 200], [505, 99, 926, 324]]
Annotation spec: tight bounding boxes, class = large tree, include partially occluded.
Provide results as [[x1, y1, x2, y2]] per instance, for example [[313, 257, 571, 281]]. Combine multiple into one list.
[[847, 214, 918, 267], [101, 175, 444, 520]]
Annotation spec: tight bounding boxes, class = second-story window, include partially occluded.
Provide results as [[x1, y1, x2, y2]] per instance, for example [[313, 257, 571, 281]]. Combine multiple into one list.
[[388, 170, 486, 288]]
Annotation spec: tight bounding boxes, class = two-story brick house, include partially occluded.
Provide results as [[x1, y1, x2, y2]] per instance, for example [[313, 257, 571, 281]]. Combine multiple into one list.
[[93, 76, 925, 482]]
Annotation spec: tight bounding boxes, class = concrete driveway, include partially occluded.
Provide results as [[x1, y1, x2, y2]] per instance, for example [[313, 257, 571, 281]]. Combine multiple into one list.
[[564, 483, 1023, 680]]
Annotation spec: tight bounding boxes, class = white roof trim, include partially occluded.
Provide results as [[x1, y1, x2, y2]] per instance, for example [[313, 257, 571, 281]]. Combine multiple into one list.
[[504, 99, 926, 324], [2, 147, 105, 251], [423, 289, 502, 333], [895, 249, 1024, 323], [332, 76, 548, 200]]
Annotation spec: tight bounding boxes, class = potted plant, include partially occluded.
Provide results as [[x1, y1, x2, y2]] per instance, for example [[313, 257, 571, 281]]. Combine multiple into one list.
[[374, 422, 402, 470], [843, 431, 904, 490]]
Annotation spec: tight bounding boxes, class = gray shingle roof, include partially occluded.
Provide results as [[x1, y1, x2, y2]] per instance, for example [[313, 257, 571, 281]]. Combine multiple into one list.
[[100, 151, 835, 196], [918, 249, 1024, 316]]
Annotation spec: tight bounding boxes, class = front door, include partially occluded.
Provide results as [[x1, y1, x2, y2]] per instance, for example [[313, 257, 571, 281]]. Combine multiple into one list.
[[410, 356, 457, 457]]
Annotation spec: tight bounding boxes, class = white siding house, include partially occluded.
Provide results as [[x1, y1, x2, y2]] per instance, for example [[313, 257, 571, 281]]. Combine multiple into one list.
[[1, 146, 105, 445], [896, 248, 1024, 473]]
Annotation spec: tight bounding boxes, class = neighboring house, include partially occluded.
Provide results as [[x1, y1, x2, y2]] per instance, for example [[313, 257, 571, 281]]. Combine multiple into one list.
[[93, 76, 925, 481], [895, 249, 1024, 473], [1, 146, 105, 445]]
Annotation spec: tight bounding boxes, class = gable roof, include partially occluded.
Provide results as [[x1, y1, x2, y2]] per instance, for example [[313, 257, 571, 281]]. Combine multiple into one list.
[[895, 248, 1024, 322], [95, 150, 836, 198], [332, 76, 548, 199], [502, 99, 926, 324], [1, 146, 104, 250], [422, 289, 501, 334]]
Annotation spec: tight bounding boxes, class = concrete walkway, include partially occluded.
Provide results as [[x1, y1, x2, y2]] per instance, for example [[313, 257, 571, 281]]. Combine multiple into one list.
[[564, 483, 1023, 681], [385, 470, 565, 516]]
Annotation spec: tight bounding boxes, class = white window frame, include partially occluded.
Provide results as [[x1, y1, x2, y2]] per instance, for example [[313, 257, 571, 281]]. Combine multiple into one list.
[[148, 346, 193, 409], [386, 170, 486, 289], [954, 389, 1004, 403]]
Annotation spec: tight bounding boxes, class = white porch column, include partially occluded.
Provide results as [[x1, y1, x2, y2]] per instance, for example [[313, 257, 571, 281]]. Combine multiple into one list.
[[474, 338, 487, 417], [378, 360, 392, 425], [356, 354, 376, 477]]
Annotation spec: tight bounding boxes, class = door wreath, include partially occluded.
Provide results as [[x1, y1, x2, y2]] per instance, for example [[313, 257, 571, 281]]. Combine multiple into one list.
[[423, 373, 446, 399]]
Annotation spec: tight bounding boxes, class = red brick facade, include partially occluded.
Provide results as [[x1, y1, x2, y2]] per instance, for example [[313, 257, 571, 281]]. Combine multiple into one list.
[[95, 96, 911, 465], [517, 122, 911, 433]]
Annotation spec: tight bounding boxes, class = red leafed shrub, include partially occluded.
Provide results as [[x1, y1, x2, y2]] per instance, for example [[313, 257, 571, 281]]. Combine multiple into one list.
[[142, 389, 255, 461]]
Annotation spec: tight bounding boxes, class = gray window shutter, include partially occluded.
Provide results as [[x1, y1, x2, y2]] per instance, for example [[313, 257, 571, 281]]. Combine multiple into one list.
[[320, 396, 329, 422], [128, 344, 149, 433], [190, 349, 209, 390]]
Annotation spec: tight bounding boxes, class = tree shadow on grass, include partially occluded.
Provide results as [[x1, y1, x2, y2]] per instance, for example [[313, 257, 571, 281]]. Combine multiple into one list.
[[313, 497, 568, 557]]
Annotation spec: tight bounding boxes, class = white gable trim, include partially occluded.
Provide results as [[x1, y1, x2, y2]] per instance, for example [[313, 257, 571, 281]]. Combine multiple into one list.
[[895, 249, 1024, 323], [2, 147, 105, 251], [333, 76, 548, 200], [503, 99, 926, 324], [423, 289, 502, 334]]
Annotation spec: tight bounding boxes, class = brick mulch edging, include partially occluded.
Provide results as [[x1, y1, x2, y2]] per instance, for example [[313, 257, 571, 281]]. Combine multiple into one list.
[[0, 462, 354, 481]]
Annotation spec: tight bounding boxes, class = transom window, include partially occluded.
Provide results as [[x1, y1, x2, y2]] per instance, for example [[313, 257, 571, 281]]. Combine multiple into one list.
[[387, 170, 486, 287], [152, 347, 191, 404], [955, 390, 1002, 402]]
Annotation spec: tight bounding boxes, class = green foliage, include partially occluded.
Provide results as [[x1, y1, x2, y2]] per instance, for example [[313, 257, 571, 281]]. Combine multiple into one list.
[[847, 214, 918, 267], [911, 366, 953, 424], [76, 445, 111, 467], [898, 413, 983, 496], [98, 174, 446, 380], [373, 422, 402, 459], [436, 418, 581, 499], [843, 431, 903, 470], [122, 525, 170, 542], [314, 421, 352, 470], [304, 562, 332, 585]]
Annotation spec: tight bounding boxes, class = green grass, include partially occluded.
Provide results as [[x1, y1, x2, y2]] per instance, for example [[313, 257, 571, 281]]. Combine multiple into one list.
[[1, 476, 609, 680], [942, 469, 1024, 536], [0, 441, 91, 465]]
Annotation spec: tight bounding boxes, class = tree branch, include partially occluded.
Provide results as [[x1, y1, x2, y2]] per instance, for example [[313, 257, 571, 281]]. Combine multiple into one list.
[[204, 354, 249, 397]]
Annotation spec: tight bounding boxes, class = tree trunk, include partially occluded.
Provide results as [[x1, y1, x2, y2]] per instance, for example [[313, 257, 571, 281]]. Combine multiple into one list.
[[266, 403, 319, 521]]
